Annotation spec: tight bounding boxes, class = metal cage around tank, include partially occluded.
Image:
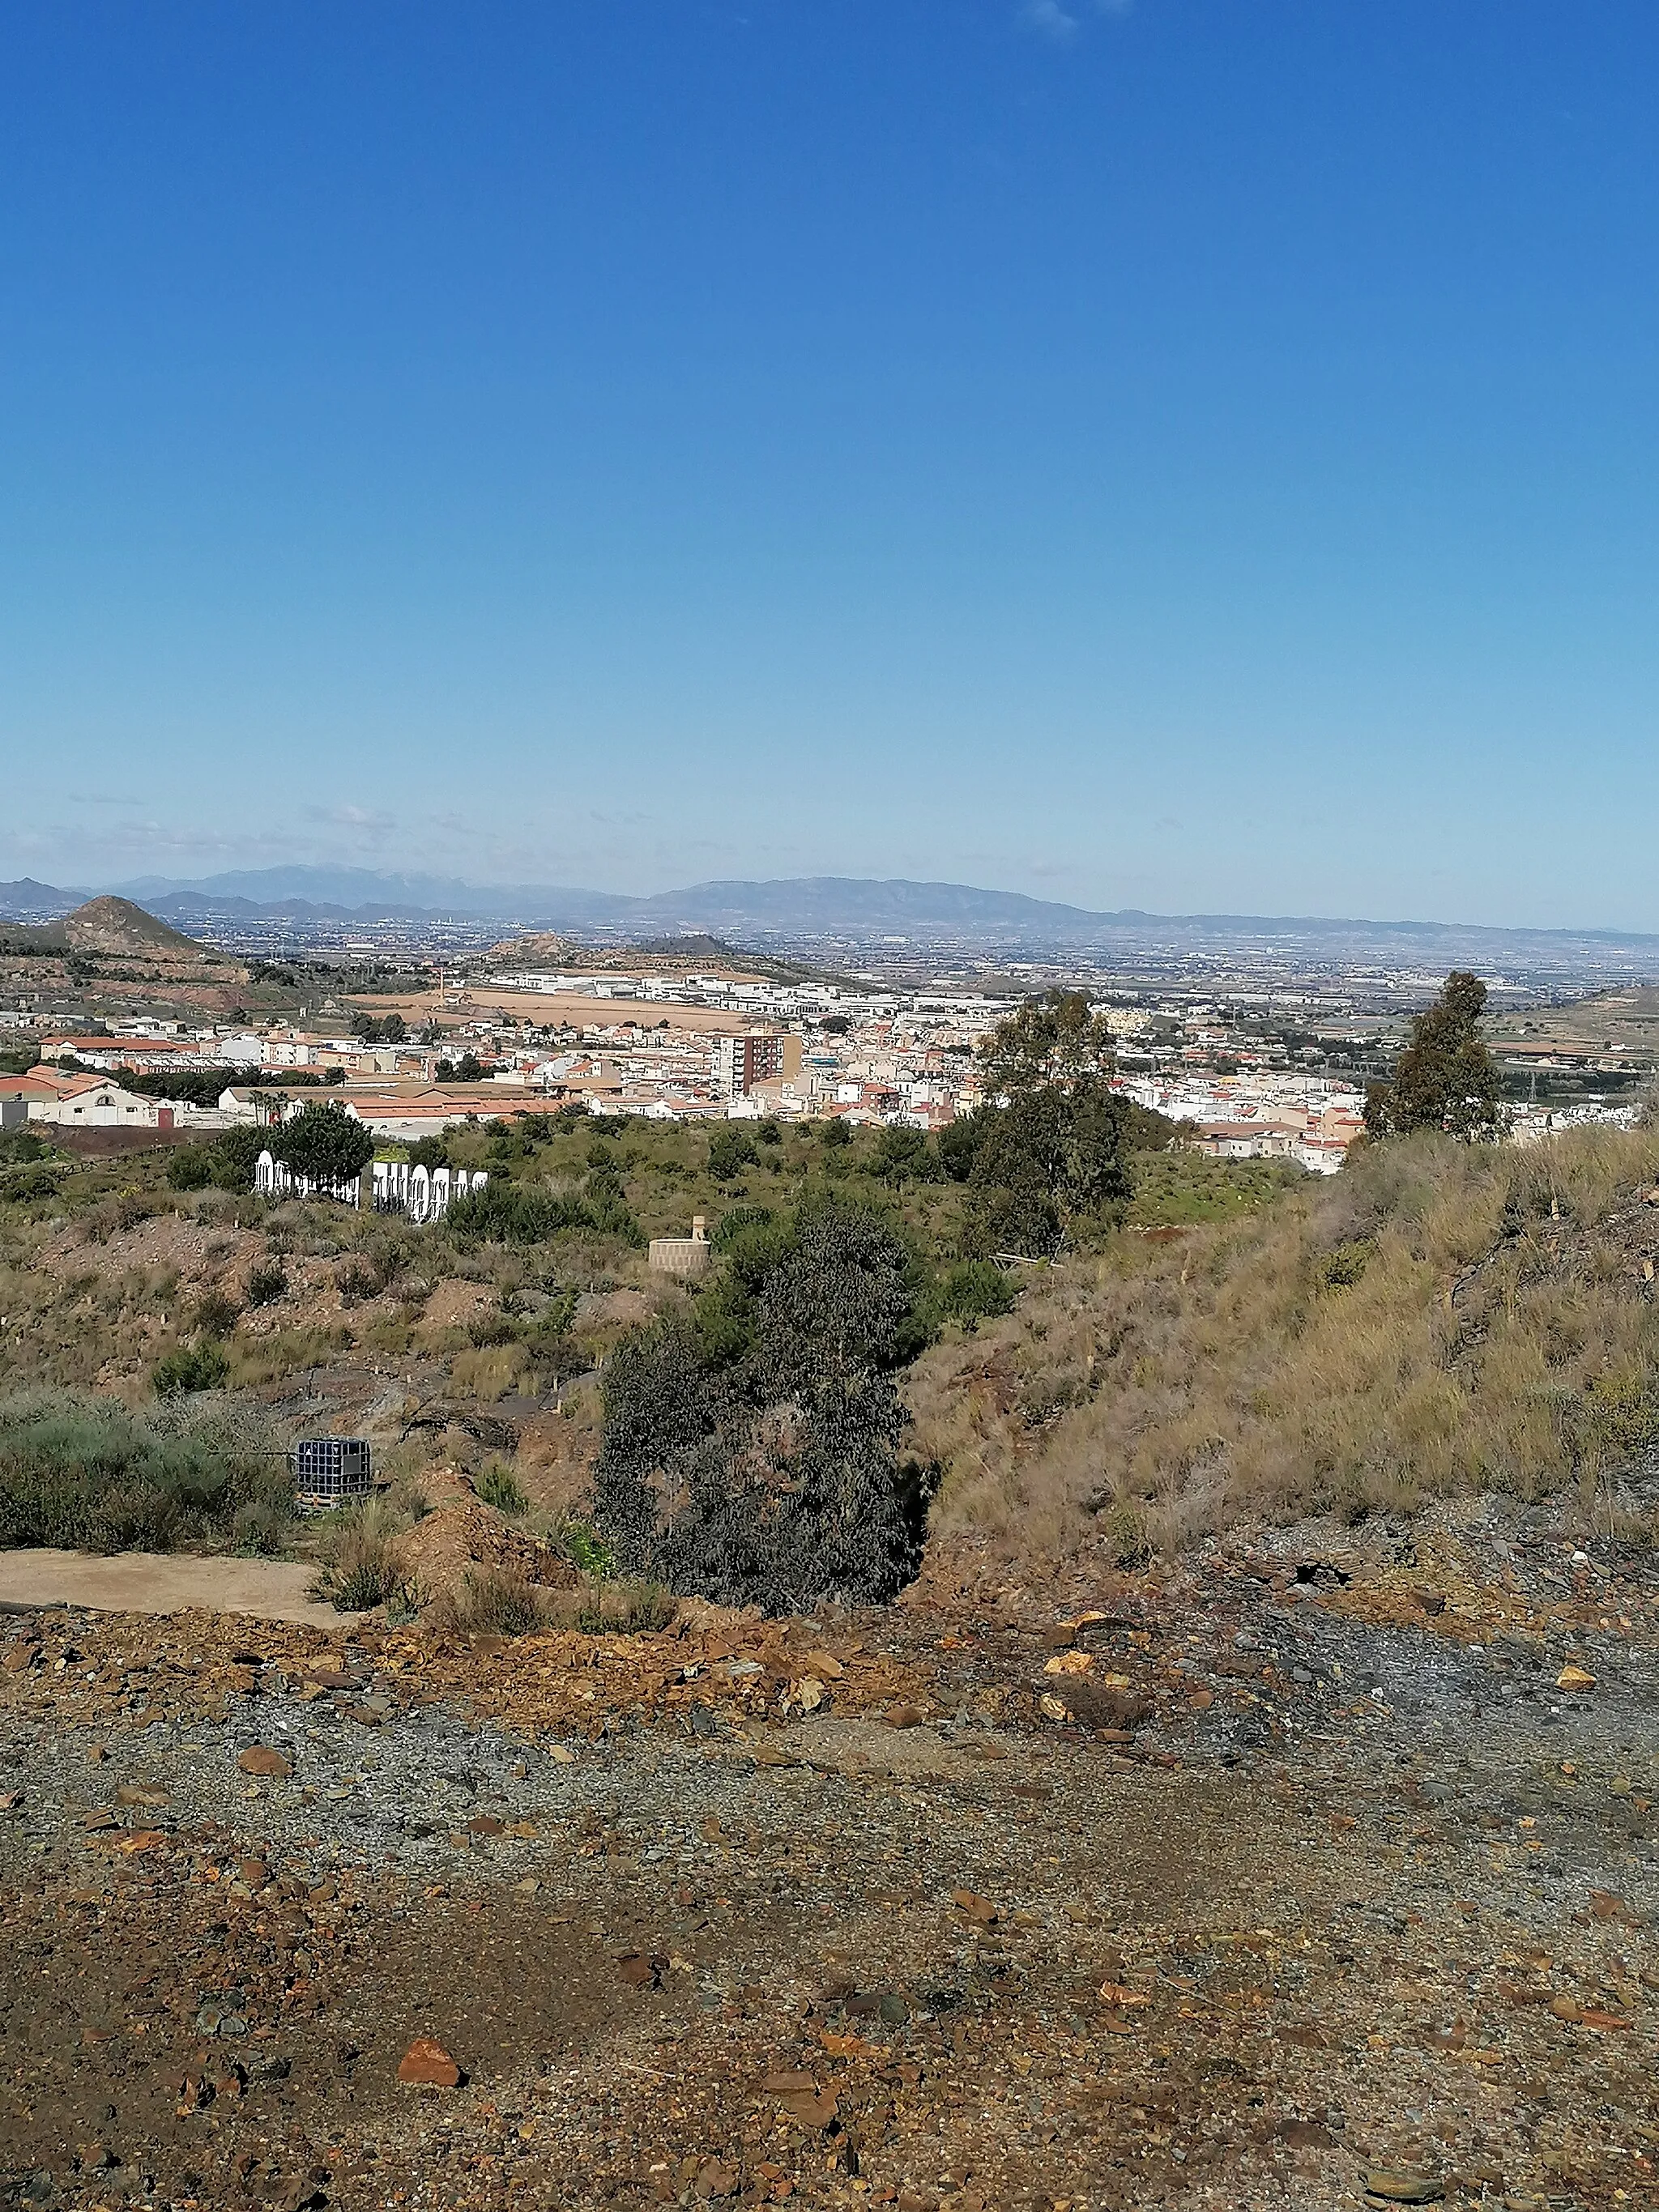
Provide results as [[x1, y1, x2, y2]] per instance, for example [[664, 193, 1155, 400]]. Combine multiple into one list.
[[292, 1436, 373, 1508]]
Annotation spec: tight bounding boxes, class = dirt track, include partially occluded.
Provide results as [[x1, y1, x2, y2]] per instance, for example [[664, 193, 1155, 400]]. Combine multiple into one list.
[[0, 1549, 344, 1629], [1, 1515, 1656, 2210]]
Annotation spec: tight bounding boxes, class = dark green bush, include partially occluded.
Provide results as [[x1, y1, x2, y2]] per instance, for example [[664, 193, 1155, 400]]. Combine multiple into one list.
[[151, 1340, 231, 1396], [711, 1205, 774, 1251], [708, 1124, 758, 1182], [872, 1124, 940, 1185], [446, 1177, 642, 1249], [594, 1200, 937, 1613], [926, 1259, 1017, 1329], [166, 1147, 215, 1191], [246, 1261, 288, 1307], [446, 1182, 595, 1246], [191, 1288, 242, 1339], [0, 1163, 62, 1202]]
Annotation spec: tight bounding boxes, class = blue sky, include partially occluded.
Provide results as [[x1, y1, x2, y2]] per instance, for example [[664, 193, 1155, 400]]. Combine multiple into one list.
[[4, 2, 1658, 925]]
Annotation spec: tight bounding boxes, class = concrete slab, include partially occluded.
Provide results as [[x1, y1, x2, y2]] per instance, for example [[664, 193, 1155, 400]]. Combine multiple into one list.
[[0, 1549, 352, 1627]]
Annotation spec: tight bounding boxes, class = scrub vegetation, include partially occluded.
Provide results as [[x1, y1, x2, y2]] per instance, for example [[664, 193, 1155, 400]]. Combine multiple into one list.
[[911, 1122, 1659, 1559], [0, 1389, 291, 1554]]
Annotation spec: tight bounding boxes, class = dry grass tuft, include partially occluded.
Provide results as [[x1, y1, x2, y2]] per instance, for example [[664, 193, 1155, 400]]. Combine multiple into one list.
[[427, 1560, 674, 1637], [907, 1127, 1659, 1556]]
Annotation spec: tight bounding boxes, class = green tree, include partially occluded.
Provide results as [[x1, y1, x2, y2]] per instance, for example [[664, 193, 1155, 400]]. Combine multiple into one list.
[[936, 1103, 992, 1183], [708, 1123, 758, 1182], [212, 1123, 271, 1191], [965, 991, 1131, 1255], [872, 1123, 938, 1186], [381, 1013, 407, 1044], [1364, 971, 1500, 1141], [271, 1100, 374, 1188], [979, 988, 1116, 1095]]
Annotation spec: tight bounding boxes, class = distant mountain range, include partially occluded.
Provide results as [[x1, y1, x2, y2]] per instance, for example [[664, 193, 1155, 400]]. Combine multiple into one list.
[[4, 867, 1659, 974], [98, 865, 1118, 931]]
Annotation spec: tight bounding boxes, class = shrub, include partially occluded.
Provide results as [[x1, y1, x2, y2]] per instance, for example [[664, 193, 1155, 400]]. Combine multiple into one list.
[[166, 1148, 214, 1192], [232, 1499, 290, 1556], [246, 1261, 288, 1307], [711, 1205, 774, 1251], [476, 1460, 529, 1516], [191, 1287, 242, 1339], [0, 1387, 291, 1554], [585, 1178, 643, 1244], [0, 1163, 62, 1202], [575, 1577, 675, 1634], [556, 1519, 616, 1578], [708, 1124, 758, 1182], [446, 1182, 595, 1246], [593, 1201, 936, 1612], [432, 1565, 549, 1636], [872, 1124, 939, 1185], [335, 1258, 381, 1306], [926, 1259, 1017, 1329], [311, 1497, 409, 1613], [86, 1482, 183, 1553], [151, 1340, 231, 1396]]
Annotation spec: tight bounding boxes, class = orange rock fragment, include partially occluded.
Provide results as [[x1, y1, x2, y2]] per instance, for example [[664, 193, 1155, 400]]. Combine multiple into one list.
[[237, 1746, 291, 1778], [398, 2037, 462, 2086]]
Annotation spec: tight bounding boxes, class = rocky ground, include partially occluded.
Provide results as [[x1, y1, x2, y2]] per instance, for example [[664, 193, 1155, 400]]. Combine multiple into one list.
[[2, 1507, 1657, 2212]]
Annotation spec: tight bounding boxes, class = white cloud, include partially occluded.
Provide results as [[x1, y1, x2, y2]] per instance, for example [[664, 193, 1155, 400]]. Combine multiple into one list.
[[1021, 0, 1080, 40], [301, 803, 397, 837], [1021, 0, 1130, 37]]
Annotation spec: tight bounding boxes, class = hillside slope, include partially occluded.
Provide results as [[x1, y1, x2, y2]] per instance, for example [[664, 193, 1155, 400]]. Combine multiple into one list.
[[62, 895, 204, 956], [910, 1126, 1659, 1557]]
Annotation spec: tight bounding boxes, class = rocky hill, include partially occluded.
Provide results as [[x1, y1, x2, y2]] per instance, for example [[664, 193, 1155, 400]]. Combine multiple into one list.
[[61, 895, 205, 957]]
